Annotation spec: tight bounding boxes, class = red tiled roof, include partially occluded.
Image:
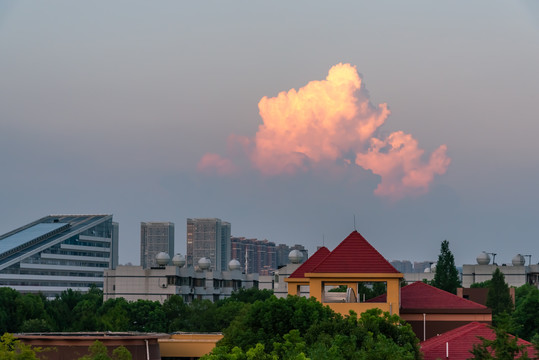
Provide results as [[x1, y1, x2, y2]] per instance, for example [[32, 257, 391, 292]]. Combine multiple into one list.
[[288, 246, 330, 279], [421, 322, 536, 360], [310, 231, 399, 274], [368, 282, 489, 311]]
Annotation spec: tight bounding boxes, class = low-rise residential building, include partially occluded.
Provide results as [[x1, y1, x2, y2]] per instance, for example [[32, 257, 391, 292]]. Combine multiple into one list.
[[103, 257, 258, 303]]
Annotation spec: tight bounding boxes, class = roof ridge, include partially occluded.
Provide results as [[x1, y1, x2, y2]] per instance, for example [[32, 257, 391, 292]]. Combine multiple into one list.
[[311, 231, 399, 274], [289, 246, 331, 279]]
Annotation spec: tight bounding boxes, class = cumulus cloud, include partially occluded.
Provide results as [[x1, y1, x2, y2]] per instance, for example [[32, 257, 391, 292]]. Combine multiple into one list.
[[197, 63, 450, 199]]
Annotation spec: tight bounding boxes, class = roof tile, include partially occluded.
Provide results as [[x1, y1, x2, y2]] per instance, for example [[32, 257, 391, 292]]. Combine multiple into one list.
[[368, 282, 489, 310], [421, 322, 536, 360], [311, 231, 399, 274], [288, 246, 330, 279]]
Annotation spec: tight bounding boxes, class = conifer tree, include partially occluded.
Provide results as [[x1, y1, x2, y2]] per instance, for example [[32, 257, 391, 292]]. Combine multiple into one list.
[[487, 268, 514, 317], [432, 240, 461, 294]]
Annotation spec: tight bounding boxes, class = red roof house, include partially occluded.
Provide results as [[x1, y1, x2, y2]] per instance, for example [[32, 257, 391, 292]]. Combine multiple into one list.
[[310, 231, 399, 274], [368, 282, 492, 340], [288, 246, 331, 280], [285, 230, 403, 316], [421, 322, 536, 360]]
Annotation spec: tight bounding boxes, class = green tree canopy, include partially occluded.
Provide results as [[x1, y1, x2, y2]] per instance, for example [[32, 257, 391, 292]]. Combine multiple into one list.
[[486, 268, 513, 318], [78, 340, 132, 360], [0, 333, 40, 360], [513, 284, 539, 341], [432, 239, 461, 294], [469, 323, 532, 360], [206, 296, 421, 360]]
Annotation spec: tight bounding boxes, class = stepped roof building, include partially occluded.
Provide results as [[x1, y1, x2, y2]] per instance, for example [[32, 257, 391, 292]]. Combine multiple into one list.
[[0, 214, 118, 297]]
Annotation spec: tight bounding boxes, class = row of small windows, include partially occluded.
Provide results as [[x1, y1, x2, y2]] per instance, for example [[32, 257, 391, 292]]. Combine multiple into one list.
[[165, 276, 242, 290], [1, 280, 102, 287], [22, 258, 109, 268], [46, 248, 110, 258]]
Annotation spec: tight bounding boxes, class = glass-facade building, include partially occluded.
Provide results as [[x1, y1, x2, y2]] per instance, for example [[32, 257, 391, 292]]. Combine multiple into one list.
[[140, 222, 175, 268], [186, 218, 230, 272], [0, 214, 118, 298]]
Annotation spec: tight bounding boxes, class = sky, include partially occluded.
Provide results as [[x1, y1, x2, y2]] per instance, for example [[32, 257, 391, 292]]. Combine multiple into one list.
[[1, 1, 539, 267]]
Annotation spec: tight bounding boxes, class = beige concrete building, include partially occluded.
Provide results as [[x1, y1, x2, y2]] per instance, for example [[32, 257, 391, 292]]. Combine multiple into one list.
[[103, 260, 258, 303]]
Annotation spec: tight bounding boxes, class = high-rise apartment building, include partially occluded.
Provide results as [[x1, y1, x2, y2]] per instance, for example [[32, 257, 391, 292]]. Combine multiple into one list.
[[186, 218, 230, 271], [230, 238, 306, 275], [140, 222, 174, 268]]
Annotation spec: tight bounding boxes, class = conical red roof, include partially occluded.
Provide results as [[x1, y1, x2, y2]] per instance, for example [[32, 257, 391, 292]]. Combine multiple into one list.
[[311, 231, 399, 274], [288, 246, 331, 279]]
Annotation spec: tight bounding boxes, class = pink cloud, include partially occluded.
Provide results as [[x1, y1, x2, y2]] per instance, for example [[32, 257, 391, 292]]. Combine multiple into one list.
[[355, 132, 451, 199], [197, 153, 237, 176], [197, 63, 450, 200]]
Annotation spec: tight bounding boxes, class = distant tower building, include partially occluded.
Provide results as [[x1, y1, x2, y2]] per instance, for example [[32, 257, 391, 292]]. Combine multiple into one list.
[[230, 237, 302, 275], [140, 222, 174, 269], [186, 218, 231, 271], [390, 260, 413, 273]]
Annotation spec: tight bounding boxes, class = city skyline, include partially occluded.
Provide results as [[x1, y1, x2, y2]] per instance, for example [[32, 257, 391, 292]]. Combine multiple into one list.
[[1, 2, 539, 267]]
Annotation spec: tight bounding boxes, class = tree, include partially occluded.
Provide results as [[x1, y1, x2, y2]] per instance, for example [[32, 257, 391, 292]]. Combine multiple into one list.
[[98, 298, 130, 332], [78, 340, 132, 360], [126, 300, 166, 332], [432, 239, 461, 294], [224, 288, 273, 304], [208, 296, 421, 360], [218, 295, 335, 353], [469, 324, 532, 360], [512, 285, 539, 341], [0, 333, 40, 360], [486, 269, 513, 318], [0, 288, 21, 333]]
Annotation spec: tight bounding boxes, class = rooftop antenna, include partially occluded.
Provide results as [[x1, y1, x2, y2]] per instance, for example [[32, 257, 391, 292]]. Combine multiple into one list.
[[322, 234, 325, 247], [353, 214, 357, 231], [487, 252, 497, 265]]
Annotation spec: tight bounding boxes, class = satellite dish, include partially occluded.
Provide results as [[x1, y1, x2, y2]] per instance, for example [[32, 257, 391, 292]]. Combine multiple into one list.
[[346, 287, 357, 303]]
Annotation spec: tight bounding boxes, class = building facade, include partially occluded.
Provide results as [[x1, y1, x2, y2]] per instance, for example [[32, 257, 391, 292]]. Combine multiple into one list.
[[461, 252, 539, 288], [140, 222, 174, 268], [103, 263, 258, 303], [0, 214, 118, 298], [186, 218, 230, 271], [231, 238, 308, 276]]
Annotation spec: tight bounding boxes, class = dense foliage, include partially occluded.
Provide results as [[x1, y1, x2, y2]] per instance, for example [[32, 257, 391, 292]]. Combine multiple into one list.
[[432, 239, 461, 294], [0, 286, 272, 334], [0, 333, 43, 360], [486, 269, 514, 319], [469, 320, 534, 360], [204, 297, 422, 360], [78, 340, 132, 360]]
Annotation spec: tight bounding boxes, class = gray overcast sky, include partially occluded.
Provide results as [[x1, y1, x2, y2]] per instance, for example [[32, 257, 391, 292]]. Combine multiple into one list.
[[1, 1, 539, 266]]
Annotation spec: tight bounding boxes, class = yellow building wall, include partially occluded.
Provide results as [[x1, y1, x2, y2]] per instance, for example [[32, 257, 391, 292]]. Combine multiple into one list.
[[159, 333, 223, 358], [301, 273, 402, 317]]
